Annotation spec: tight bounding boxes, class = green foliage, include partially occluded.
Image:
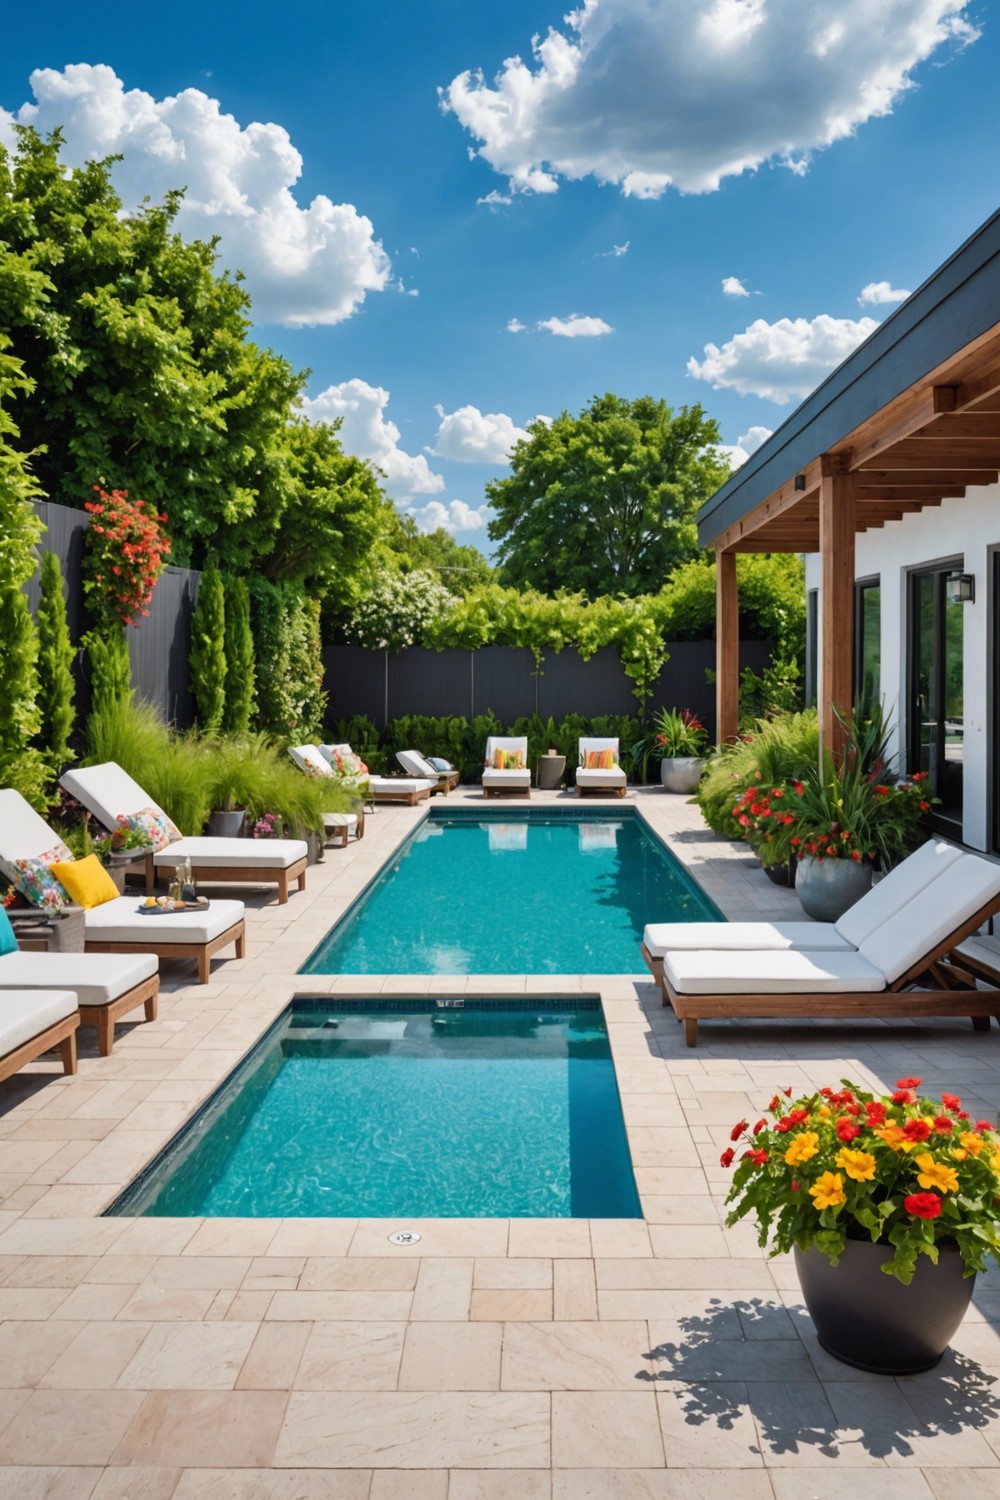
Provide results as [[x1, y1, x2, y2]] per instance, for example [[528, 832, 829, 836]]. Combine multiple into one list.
[[0, 339, 43, 758], [329, 715, 383, 772], [250, 580, 327, 743], [189, 563, 227, 732], [696, 709, 820, 842], [84, 628, 132, 718], [387, 715, 468, 771], [0, 748, 55, 812], [652, 553, 806, 663], [487, 393, 728, 596], [386, 516, 495, 592], [35, 551, 76, 769], [465, 712, 503, 780], [85, 696, 211, 835], [345, 567, 454, 652], [201, 733, 343, 834], [221, 576, 255, 735], [738, 657, 802, 726]]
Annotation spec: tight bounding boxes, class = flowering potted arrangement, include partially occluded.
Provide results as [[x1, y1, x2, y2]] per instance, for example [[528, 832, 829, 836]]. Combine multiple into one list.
[[722, 1076, 1000, 1373], [633, 707, 709, 792], [92, 818, 155, 892]]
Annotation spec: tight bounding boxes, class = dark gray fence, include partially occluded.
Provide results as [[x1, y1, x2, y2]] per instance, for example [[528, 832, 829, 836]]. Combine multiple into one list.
[[24, 500, 202, 728], [324, 639, 772, 740]]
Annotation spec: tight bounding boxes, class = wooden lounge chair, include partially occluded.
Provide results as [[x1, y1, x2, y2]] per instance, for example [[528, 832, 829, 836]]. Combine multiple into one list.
[[658, 853, 1000, 1046], [396, 749, 459, 794], [0, 990, 79, 1084], [0, 791, 246, 987], [641, 839, 963, 995], [944, 931, 1000, 989], [575, 737, 627, 798], [61, 763, 308, 905], [293, 744, 434, 808], [482, 737, 531, 799]]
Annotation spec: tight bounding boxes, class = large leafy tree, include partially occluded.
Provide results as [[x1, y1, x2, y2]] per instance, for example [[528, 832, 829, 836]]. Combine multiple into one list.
[[487, 393, 729, 596], [387, 515, 495, 592]]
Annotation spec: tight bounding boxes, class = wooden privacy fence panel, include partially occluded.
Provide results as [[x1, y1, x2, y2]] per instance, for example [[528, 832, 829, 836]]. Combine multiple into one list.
[[323, 639, 772, 740]]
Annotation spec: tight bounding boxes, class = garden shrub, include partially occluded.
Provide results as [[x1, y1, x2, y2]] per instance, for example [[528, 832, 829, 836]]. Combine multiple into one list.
[[251, 580, 327, 743], [189, 562, 226, 732], [222, 576, 255, 735], [387, 715, 468, 771], [696, 709, 820, 842], [82, 487, 170, 629], [35, 551, 76, 769], [85, 627, 132, 717]]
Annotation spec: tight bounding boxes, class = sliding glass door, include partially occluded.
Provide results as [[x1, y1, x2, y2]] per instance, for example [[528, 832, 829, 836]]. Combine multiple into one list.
[[908, 564, 964, 834]]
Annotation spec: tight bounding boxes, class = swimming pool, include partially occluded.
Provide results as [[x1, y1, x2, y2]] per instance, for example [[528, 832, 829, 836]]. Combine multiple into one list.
[[107, 1000, 642, 1219], [301, 808, 720, 974]]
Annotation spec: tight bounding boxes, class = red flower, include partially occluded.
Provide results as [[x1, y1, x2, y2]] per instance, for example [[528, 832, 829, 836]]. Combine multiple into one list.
[[730, 1120, 748, 1141], [941, 1092, 961, 1112], [790, 1180, 800, 1192], [865, 1102, 886, 1125], [975, 1121, 993, 1134], [896, 1077, 922, 1090], [720, 1147, 736, 1168], [932, 1118, 954, 1134], [903, 1119, 931, 1143], [752, 1119, 766, 1135], [835, 1120, 861, 1142], [785, 1108, 809, 1127], [892, 1089, 917, 1106], [769, 1095, 780, 1111], [904, 1193, 942, 1220], [783, 1087, 792, 1097], [743, 1149, 768, 1167]]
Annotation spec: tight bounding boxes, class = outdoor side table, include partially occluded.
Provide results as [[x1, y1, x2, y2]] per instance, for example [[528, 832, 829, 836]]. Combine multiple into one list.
[[10, 906, 86, 953], [537, 753, 566, 790]]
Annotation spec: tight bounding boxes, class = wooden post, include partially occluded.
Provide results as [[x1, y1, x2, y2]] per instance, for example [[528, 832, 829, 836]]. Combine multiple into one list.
[[819, 458, 856, 761], [716, 547, 739, 744]]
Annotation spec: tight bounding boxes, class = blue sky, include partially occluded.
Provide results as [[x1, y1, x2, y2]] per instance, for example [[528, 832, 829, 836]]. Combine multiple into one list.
[[2, 1, 998, 559]]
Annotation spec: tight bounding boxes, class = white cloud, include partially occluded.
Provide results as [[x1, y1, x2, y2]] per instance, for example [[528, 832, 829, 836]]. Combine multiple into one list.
[[300, 380, 445, 499], [0, 63, 391, 326], [717, 423, 774, 468], [440, 0, 976, 198], [408, 499, 491, 535], [537, 314, 613, 338], [430, 405, 530, 464], [478, 188, 513, 208], [598, 241, 630, 257], [506, 317, 528, 333], [858, 280, 912, 306], [687, 313, 879, 403], [722, 276, 750, 297]]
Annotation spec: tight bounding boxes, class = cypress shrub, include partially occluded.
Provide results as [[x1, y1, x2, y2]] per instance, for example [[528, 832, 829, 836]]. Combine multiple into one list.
[[85, 627, 132, 718], [189, 562, 226, 732], [35, 550, 76, 767], [222, 575, 255, 734]]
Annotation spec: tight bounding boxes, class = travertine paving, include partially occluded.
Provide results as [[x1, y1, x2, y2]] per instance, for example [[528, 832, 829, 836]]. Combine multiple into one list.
[[0, 786, 998, 1497]]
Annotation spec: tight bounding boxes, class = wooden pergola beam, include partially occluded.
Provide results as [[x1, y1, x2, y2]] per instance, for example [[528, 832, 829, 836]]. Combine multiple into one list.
[[715, 548, 739, 746], [855, 469, 997, 485], [713, 458, 821, 553], [819, 461, 855, 760], [859, 443, 1000, 468]]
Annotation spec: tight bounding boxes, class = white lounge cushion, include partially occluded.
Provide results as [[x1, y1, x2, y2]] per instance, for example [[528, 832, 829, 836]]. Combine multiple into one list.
[[0, 789, 65, 868], [834, 839, 964, 947], [398, 749, 438, 778], [153, 837, 307, 870], [859, 854, 1000, 983], [482, 769, 531, 785], [289, 744, 333, 777], [575, 768, 627, 786], [664, 948, 886, 996], [367, 777, 434, 796], [61, 762, 152, 826], [0, 990, 78, 1058], [643, 921, 853, 958], [0, 952, 157, 1007], [83, 897, 244, 945]]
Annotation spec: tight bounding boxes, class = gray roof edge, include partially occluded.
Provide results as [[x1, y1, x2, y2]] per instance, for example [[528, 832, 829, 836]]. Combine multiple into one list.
[[697, 206, 1000, 547]]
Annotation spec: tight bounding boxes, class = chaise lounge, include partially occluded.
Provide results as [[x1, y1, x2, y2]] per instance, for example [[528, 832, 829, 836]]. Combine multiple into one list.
[[0, 988, 79, 1084], [396, 749, 460, 794], [0, 790, 246, 986], [575, 737, 627, 798], [656, 851, 1000, 1046], [60, 763, 309, 905], [482, 737, 531, 799], [294, 743, 434, 810]]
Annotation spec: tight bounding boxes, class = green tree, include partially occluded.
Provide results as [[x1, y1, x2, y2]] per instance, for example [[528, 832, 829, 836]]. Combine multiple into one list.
[[387, 515, 495, 592], [0, 338, 43, 760], [487, 393, 728, 596], [189, 563, 227, 732], [85, 628, 132, 717], [35, 550, 76, 768], [222, 576, 255, 735]]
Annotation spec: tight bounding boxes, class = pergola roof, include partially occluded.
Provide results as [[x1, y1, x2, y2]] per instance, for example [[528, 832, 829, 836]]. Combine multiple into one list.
[[698, 207, 1000, 553]]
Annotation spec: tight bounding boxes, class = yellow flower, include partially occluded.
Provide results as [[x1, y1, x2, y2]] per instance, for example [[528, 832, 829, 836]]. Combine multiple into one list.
[[875, 1125, 907, 1151], [818, 1105, 831, 1119], [915, 1153, 960, 1194], [991, 1152, 1000, 1176], [835, 1148, 876, 1182], [953, 1149, 968, 1162], [810, 1172, 846, 1210], [784, 1132, 820, 1167], [960, 1133, 985, 1157]]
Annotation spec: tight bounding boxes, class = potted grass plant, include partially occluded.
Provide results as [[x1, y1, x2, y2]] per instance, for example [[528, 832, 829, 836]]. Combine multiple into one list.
[[633, 707, 709, 792], [722, 1077, 1000, 1373]]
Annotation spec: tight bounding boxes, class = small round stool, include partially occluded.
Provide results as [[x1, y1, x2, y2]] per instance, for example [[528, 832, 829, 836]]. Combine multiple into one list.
[[323, 812, 359, 849]]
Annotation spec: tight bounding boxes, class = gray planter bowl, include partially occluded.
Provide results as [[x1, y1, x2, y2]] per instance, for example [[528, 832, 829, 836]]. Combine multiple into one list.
[[660, 757, 703, 794], [795, 853, 873, 921]]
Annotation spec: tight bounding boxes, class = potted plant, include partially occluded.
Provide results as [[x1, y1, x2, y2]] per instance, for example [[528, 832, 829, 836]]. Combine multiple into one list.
[[634, 708, 709, 792], [92, 818, 155, 893], [722, 1077, 1000, 1374]]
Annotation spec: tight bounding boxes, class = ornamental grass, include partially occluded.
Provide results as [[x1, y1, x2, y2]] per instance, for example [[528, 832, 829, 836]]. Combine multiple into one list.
[[723, 1077, 1000, 1284]]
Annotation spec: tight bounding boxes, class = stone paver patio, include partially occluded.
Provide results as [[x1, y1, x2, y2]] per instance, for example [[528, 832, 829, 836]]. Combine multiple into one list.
[[0, 786, 998, 1498]]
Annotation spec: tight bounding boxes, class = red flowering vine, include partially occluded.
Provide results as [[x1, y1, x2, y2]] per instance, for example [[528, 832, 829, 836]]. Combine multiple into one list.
[[83, 487, 171, 627]]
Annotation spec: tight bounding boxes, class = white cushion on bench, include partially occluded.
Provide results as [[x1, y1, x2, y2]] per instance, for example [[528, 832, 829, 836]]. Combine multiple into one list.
[[834, 839, 964, 947], [482, 769, 531, 786], [859, 854, 1000, 983], [0, 952, 156, 1007], [575, 767, 627, 787], [663, 948, 886, 996], [153, 837, 307, 870], [0, 990, 78, 1058], [643, 921, 853, 957], [368, 777, 434, 796], [83, 897, 244, 945]]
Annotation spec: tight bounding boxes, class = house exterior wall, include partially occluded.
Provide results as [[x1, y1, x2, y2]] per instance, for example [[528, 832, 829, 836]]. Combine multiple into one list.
[[804, 482, 999, 852]]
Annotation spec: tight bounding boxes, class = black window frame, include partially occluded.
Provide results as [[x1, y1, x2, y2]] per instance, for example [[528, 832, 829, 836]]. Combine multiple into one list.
[[853, 574, 881, 710], [906, 555, 964, 839]]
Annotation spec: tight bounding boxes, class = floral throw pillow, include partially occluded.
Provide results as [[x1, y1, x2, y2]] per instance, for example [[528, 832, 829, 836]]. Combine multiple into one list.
[[10, 841, 74, 910], [125, 806, 182, 851]]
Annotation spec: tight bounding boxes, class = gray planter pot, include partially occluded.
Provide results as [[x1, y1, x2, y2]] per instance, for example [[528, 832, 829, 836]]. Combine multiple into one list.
[[660, 757, 703, 794], [207, 809, 246, 838], [795, 854, 873, 921]]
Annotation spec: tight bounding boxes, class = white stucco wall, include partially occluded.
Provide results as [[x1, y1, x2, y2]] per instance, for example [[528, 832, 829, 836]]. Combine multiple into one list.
[[804, 481, 999, 850]]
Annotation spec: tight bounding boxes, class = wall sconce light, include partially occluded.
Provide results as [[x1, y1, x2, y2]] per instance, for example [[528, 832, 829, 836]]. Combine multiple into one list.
[[793, 474, 807, 492], [946, 571, 975, 604]]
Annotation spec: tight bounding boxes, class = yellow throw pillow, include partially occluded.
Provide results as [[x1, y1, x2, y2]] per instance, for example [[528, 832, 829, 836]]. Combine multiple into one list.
[[49, 854, 120, 909]]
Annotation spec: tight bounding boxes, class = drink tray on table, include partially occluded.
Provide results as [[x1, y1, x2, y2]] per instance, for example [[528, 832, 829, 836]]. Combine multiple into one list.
[[136, 898, 210, 915]]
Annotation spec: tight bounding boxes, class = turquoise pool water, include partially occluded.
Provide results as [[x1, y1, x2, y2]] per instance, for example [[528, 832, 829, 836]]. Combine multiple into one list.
[[109, 1001, 641, 1219], [301, 808, 720, 975]]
